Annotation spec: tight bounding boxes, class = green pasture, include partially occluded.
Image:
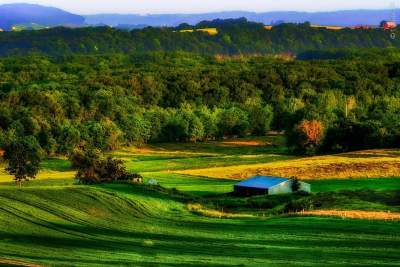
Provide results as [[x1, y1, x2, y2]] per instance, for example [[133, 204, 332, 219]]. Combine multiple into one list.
[[1, 138, 400, 266], [0, 184, 399, 266]]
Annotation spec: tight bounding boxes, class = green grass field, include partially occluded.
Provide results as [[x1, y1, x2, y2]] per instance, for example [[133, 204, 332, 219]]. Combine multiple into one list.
[[1, 184, 400, 266], [1, 137, 400, 266]]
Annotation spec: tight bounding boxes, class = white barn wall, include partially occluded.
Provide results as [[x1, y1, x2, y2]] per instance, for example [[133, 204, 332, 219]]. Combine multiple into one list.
[[268, 181, 292, 195], [299, 182, 311, 193], [268, 180, 311, 195]]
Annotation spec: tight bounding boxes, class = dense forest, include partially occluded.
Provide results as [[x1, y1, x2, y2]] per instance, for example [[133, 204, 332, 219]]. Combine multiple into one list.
[[1, 49, 400, 156], [0, 19, 400, 56]]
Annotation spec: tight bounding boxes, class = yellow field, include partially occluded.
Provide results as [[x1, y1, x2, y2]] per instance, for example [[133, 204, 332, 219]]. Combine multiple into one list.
[[298, 210, 400, 221], [175, 149, 400, 180], [179, 28, 218, 35], [197, 28, 218, 35], [0, 166, 74, 183], [311, 25, 345, 30], [3, 145, 400, 184]]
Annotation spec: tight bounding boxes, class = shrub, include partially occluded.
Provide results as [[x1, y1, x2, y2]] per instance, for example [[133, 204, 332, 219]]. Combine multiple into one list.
[[284, 198, 314, 213], [71, 148, 102, 184], [71, 148, 141, 184], [98, 157, 130, 182]]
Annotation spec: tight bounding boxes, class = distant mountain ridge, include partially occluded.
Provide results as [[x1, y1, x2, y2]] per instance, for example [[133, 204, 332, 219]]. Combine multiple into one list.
[[0, 3, 397, 31], [84, 9, 397, 27], [0, 3, 84, 30]]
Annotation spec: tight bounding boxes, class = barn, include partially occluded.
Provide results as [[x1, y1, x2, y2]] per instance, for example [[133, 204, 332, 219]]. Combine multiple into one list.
[[233, 176, 311, 196]]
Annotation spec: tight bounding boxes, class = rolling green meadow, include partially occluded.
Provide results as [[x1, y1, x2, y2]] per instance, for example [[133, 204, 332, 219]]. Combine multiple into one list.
[[1, 136, 400, 266]]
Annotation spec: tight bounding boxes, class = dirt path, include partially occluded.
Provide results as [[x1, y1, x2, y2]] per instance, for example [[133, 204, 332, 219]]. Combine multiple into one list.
[[0, 259, 43, 267], [298, 210, 400, 221]]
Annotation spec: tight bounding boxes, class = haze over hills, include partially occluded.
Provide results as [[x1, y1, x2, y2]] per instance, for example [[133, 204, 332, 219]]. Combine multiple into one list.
[[0, 3, 84, 30], [84, 9, 396, 27], [0, 3, 397, 31]]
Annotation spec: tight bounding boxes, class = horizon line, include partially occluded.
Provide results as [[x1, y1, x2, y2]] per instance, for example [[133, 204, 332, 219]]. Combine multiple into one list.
[[1, 2, 398, 16]]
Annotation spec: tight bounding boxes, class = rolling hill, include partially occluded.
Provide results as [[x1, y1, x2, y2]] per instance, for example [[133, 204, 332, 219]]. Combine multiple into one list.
[[1, 138, 400, 265], [1, 183, 399, 266], [84, 9, 396, 27], [0, 3, 84, 30], [0, 3, 396, 31]]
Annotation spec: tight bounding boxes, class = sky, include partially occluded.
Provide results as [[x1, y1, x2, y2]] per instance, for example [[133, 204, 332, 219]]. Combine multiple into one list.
[[0, 0, 398, 14]]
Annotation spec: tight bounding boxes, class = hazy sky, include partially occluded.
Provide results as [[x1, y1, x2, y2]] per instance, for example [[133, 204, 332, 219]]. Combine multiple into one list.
[[0, 0, 397, 14]]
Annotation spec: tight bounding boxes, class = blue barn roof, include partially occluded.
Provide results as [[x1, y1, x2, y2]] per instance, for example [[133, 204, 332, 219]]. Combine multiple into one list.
[[235, 176, 289, 189]]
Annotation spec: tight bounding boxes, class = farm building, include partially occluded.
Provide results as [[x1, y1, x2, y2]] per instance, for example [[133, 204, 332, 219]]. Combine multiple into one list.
[[382, 21, 397, 30], [234, 176, 310, 196]]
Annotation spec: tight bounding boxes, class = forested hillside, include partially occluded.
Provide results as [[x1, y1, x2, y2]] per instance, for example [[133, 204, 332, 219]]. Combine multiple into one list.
[[1, 51, 400, 155], [0, 3, 84, 30], [0, 19, 399, 56]]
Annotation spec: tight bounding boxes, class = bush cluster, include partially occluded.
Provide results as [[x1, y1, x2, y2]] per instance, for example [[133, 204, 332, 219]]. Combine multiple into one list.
[[70, 149, 142, 184]]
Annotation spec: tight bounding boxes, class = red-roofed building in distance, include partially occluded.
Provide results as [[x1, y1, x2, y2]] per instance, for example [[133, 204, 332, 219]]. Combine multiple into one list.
[[381, 20, 397, 30]]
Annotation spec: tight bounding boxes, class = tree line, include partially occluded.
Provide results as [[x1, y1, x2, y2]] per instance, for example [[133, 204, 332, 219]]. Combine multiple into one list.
[[0, 18, 399, 57], [1, 51, 400, 156]]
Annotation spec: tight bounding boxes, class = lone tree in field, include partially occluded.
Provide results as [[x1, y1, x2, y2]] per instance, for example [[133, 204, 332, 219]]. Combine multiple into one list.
[[3, 136, 42, 186]]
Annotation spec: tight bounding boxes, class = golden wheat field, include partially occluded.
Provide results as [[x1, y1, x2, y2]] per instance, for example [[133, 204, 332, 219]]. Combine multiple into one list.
[[175, 149, 400, 180], [179, 28, 218, 35], [298, 210, 400, 221]]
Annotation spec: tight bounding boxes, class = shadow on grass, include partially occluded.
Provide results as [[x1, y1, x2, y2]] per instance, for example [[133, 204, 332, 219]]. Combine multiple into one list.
[[1, 218, 400, 266], [40, 158, 72, 172], [1, 183, 400, 265]]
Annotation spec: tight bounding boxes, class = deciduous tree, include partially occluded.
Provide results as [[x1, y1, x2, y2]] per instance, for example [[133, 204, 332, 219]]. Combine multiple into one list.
[[287, 119, 324, 154], [4, 136, 42, 186]]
